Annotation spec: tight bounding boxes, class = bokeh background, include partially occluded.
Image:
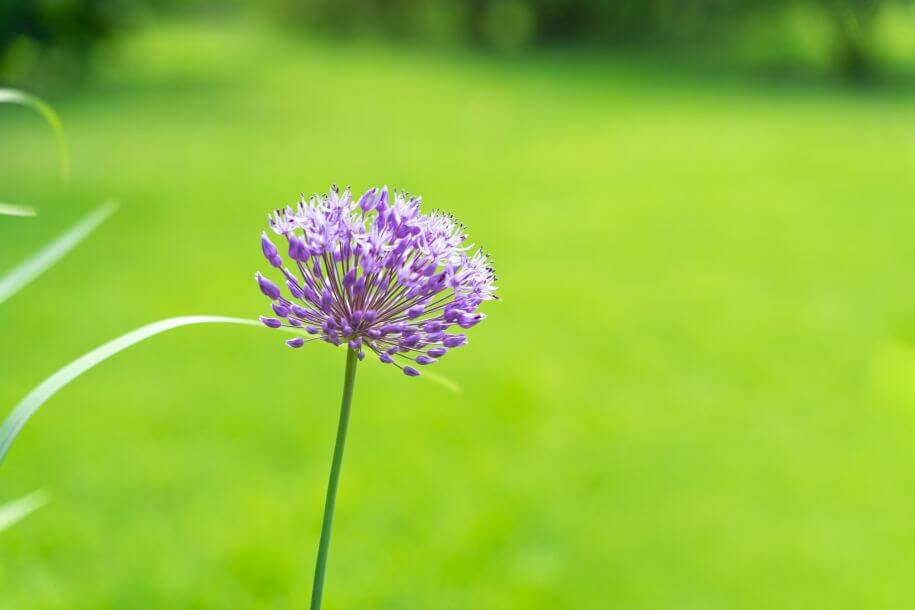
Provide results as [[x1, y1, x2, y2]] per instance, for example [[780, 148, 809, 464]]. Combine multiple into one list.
[[2, 1, 915, 608]]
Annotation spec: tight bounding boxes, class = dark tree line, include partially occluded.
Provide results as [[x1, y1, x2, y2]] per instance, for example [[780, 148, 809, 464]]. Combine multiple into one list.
[[0, 0, 901, 82], [289, 0, 894, 77]]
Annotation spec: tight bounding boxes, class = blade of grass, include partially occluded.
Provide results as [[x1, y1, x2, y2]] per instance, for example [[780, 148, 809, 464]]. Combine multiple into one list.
[[0, 203, 36, 217], [0, 88, 69, 181], [0, 314, 459, 466], [0, 200, 118, 305], [0, 490, 48, 532], [0, 316, 286, 466]]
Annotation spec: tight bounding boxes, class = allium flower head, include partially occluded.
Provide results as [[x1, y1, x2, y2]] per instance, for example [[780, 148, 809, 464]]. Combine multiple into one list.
[[255, 185, 497, 376]]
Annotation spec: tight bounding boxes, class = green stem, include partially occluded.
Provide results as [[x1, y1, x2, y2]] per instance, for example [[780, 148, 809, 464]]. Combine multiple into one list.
[[310, 348, 359, 610]]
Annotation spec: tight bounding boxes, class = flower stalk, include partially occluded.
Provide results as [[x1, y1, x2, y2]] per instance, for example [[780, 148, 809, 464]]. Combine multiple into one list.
[[253, 185, 497, 608], [310, 347, 359, 610]]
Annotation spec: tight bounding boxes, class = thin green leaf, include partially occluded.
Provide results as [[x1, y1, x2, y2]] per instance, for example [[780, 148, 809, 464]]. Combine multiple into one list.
[[0, 490, 48, 532], [0, 200, 118, 305], [0, 202, 36, 217], [0, 88, 70, 181], [0, 314, 459, 467], [0, 316, 275, 466]]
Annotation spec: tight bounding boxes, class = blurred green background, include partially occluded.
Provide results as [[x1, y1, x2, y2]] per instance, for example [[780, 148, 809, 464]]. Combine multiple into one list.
[[2, 1, 915, 609]]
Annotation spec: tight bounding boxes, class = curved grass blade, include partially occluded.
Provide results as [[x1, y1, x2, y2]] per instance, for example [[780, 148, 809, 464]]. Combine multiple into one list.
[[0, 314, 459, 466], [0, 490, 48, 532], [0, 88, 69, 181], [0, 316, 280, 466], [0, 203, 36, 217], [0, 200, 118, 305]]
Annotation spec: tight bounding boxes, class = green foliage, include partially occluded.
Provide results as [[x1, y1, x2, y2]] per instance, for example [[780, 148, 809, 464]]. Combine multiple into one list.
[[0, 0, 130, 83], [0, 88, 69, 187], [820, 0, 885, 78], [0, 491, 47, 533], [0, 317, 270, 466], [0, 89, 83, 534], [0, 203, 36, 217], [0, 201, 117, 302], [283, 0, 906, 77], [2, 21, 914, 608], [1, 0, 910, 79], [289, 0, 892, 46]]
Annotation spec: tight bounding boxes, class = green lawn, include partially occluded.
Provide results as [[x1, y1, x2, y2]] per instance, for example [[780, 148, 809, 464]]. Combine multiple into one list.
[[1, 18, 914, 610]]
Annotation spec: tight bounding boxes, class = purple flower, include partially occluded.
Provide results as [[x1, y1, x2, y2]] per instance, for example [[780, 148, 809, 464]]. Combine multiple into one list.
[[254, 185, 497, 376]]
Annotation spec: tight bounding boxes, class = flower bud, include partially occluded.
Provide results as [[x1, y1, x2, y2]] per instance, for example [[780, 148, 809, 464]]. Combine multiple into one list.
[[443, 334, 467, 348], [261, 233, 282, 267], [256, 273, 281, 300], [376, 186, 388, 212], [289, 236, 309, 262], [287, 280, 305, 299], [458, 313, 484, 329], [358, 187, 377, 212]]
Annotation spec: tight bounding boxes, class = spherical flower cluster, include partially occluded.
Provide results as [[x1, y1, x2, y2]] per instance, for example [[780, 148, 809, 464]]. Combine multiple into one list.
[[255, 186, 497, 376]]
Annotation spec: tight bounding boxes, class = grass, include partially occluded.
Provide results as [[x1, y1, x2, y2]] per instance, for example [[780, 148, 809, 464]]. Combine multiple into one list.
[[1, 16, 915, 610]]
